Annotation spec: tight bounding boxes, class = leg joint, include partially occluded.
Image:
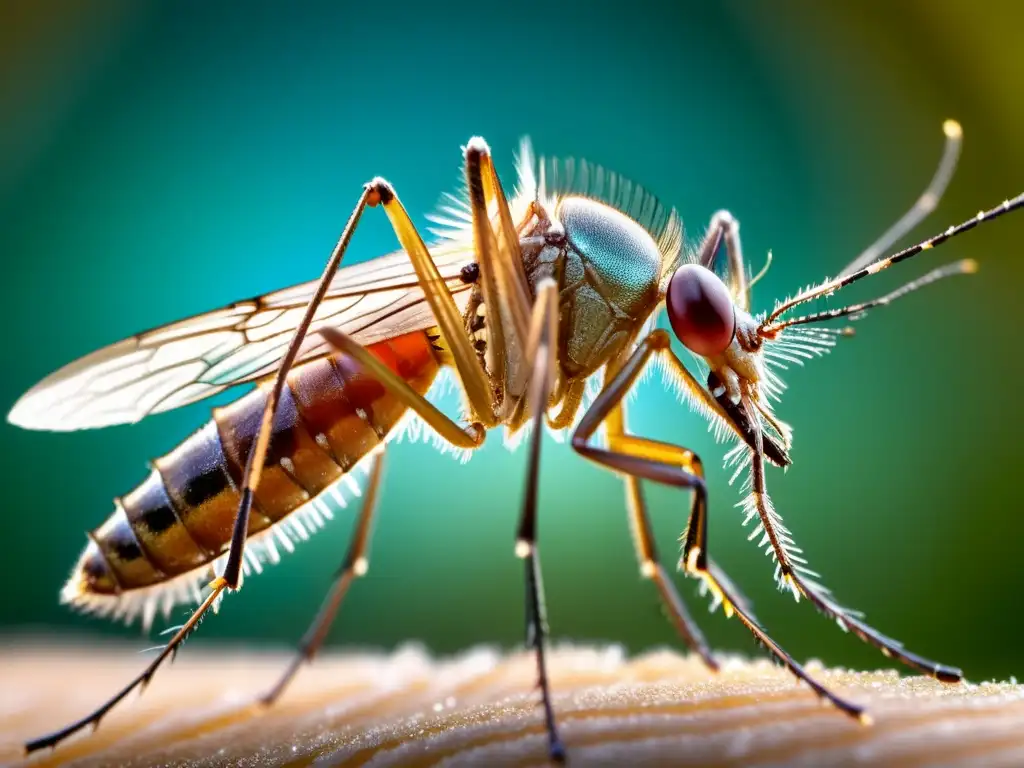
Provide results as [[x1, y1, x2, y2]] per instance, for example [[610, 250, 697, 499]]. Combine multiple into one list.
[[710, 209, 738, 232], [647, 328, 672, 350], [464, 135, 491, 160], [688, 452, 705, 478], [364, 177, 394, 206]]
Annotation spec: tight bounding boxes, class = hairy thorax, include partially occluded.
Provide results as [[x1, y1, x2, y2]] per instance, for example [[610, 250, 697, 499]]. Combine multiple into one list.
[[522, 196, 663, 381]]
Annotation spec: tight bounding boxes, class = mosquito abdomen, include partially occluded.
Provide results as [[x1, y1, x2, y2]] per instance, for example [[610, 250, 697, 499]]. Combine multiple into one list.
[[63, 331, 441, 625]]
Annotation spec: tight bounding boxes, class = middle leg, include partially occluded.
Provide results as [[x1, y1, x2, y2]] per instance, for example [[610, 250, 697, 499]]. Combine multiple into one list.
[[598, 369, 718, 670]]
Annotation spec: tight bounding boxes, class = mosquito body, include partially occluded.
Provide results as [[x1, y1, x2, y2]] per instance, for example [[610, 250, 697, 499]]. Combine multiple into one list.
[[59, 331, 441, 624], [9, 124, 1023, 762]]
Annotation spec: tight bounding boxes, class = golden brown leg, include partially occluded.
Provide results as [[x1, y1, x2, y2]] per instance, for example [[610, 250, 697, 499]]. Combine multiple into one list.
[[572, 331, 867, 721], [25, 182, 380, 754], [24, 170, 496, 754], [373, 180, 499, 427], [319, 328, 484, 449], [463, 138, 533, 408], [260, 450, 387, 706], [602, 383, 717, 670]]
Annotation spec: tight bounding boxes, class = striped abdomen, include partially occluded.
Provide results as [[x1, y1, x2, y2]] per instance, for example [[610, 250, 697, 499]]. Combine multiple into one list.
[[64, 331, 440, 623]]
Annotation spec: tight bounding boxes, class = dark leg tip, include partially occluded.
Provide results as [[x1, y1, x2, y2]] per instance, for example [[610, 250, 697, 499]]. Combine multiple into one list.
[[548, 739, 567, 764], [25, 735, 58, 755], [936, 665, 964, 684]]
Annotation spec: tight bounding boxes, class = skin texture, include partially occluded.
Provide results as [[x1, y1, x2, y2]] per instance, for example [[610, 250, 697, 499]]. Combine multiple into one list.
[[3, 641, 1024, 768]]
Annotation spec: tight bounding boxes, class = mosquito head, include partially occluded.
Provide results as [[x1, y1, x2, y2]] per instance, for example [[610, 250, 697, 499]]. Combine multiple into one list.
[[666, 263, 736, 357]]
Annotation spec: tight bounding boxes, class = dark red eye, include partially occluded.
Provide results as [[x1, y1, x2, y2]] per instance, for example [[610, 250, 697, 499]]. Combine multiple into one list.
[[666, 264, 735, 356]]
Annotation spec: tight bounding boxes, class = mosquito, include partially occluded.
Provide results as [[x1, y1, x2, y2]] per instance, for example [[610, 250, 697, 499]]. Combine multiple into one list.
[[9, 120, 1023, 762]]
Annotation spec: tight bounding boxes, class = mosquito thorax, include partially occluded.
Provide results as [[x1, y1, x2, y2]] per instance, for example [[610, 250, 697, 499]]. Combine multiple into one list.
[[551, 195, 664, 376], [557, 196, 662, 317], [666, 263, 736, 357]]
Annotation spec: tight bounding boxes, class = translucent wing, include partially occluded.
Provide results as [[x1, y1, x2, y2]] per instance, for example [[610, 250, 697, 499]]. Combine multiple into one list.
[[9, 244, 476, 432]]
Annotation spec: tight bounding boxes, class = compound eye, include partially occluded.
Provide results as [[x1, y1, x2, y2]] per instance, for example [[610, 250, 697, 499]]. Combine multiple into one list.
[[666, 264, 736, 356]]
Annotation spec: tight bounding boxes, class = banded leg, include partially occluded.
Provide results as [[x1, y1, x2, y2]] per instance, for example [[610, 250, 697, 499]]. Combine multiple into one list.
[[572, 331, 867, 721], [515, 278, 565, 762], [25, 170, 496, 753], [261, 450, 386, 706], [735, 393, 962, 682]]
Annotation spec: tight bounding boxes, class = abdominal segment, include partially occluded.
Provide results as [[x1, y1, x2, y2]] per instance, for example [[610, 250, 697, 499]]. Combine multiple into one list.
[[64, 331, 440, 624]]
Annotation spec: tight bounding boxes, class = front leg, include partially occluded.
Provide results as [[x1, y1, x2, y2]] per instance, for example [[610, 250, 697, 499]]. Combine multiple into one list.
[[736, 392, 963, 683], [572, 331, 867, 721]]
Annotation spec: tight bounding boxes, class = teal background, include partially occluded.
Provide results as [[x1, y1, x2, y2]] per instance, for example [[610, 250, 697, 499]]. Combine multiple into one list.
[[1, 0, 1022, 686]]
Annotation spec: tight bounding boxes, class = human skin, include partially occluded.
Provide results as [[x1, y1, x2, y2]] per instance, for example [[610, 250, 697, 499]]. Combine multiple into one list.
[[3, 641, 1024, 767]]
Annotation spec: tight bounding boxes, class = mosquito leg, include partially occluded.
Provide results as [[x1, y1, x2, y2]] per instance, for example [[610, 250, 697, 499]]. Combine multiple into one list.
[[463, 138, 533, 408], [572, 331, 867, 721], [736, 394, 963, 682], [25, 583, 227, 753], [695, 210, 751, 311], [319, 329, 485, 449], [25, 167, 505, 752], [514, 278, 565, 762], [24, 182, 388, 755], [546, 378, 586, 431], [260, 450, 386, 706], [677, 487, 869, 721], [370, 178, 499, 428], [600, 378, 717, 669], [229, 172, 502, 591]]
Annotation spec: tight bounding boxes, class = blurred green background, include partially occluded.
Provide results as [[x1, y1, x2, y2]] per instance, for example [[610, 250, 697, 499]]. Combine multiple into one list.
[[1, 0, 1022, 688]]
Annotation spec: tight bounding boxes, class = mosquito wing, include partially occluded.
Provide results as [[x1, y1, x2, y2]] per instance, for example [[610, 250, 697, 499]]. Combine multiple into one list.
[[8, 244, 476, 432]]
